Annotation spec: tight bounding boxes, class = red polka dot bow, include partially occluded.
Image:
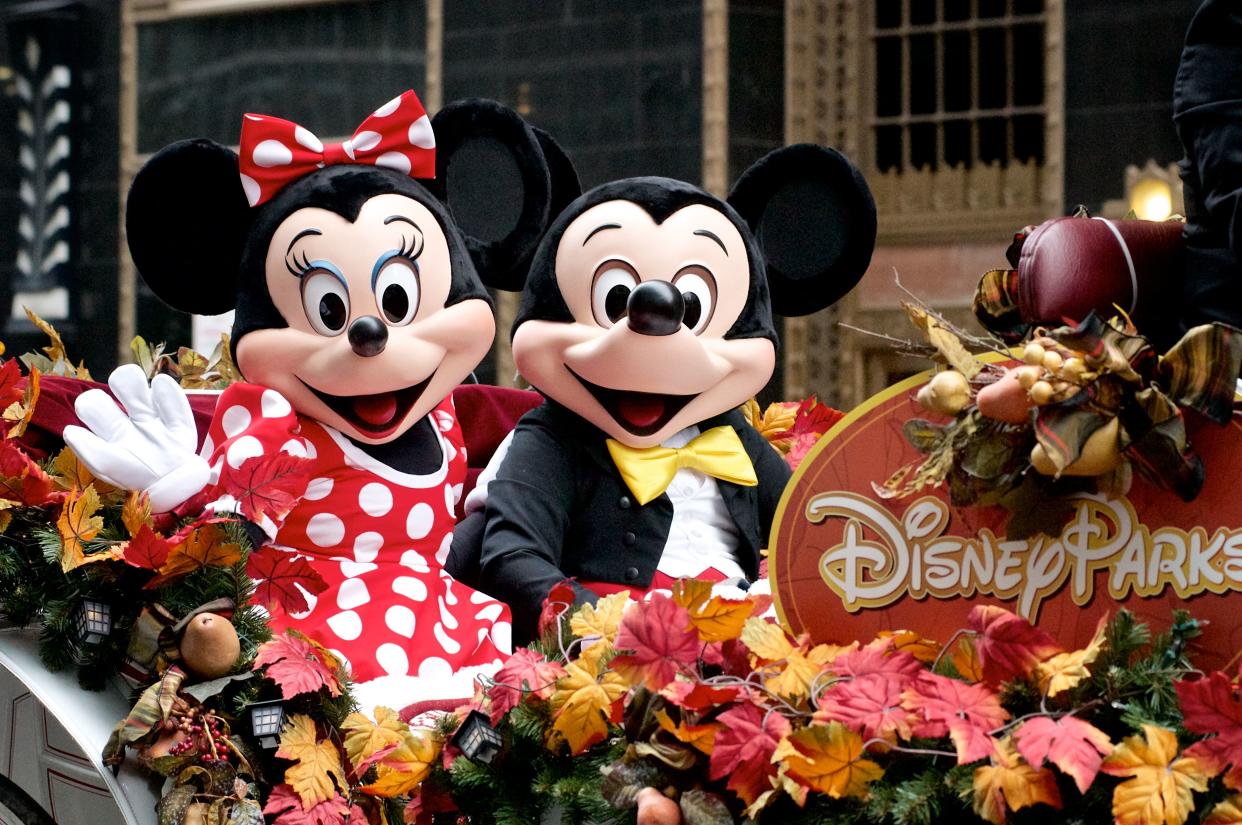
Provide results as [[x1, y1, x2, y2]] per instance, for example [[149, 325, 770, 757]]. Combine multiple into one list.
[[237, 89, 436, 207]]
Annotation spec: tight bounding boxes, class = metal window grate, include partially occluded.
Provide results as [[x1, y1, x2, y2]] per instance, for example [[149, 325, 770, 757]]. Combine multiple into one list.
[[871, 0, 1046, 172]]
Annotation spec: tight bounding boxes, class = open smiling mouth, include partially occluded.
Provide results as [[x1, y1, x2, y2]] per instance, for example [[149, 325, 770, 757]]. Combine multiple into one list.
[[568, 367, 697, 437], [300, 373, 434, 438]]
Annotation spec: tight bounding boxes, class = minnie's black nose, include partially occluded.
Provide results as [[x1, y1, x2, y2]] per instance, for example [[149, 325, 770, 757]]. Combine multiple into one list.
[[626, 281, 684, 336], [348, 315, 388, 356]]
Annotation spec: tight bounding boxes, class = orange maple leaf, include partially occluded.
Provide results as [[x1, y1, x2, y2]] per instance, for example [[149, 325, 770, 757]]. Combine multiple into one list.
[[276, 714, 346, 808], [358, 729, 441, 797], [145, 523, 241, 588], [972, 736, 1062, 824], [968, 605, 1062, 684], [547, 656, 627, 755], [773, 722, 883, 799], [1101, 724, 1212, 825], [57, 485, 115, 571], [1014, 715, 1112, 794], [655, 708, 718, 755], [672, 578, 753, 643]]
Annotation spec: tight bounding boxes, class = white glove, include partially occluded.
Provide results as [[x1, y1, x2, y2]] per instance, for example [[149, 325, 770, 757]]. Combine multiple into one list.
[[63, 364, 211, 513]]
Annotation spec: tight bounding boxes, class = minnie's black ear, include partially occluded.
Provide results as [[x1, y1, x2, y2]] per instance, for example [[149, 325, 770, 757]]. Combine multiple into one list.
[[728, 144, 876, 317], [430, 99, 578, 291], [125, 139, 250, 315]]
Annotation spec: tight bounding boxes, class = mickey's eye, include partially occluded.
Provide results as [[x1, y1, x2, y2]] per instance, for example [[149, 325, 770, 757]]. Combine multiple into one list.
[[591, 261, 639, 327], [673, 266, 717, 334], [374, 259, 420, 326], [301, 270, 350, 336]]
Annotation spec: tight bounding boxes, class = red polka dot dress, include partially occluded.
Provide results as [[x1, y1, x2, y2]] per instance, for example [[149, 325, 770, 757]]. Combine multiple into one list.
[[201, 383, 512, 701]]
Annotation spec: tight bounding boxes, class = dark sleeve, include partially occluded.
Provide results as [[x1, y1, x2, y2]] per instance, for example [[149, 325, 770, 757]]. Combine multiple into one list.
[[477, 420, 595, 642], [740, 423, 793, 548]]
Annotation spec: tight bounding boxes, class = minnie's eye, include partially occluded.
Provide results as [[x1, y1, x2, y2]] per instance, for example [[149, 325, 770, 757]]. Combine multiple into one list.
[[673, 267, 716, 334], [591, 262, 639, 327], [374, 259, 420, 326], [301, 270, 350, 336]]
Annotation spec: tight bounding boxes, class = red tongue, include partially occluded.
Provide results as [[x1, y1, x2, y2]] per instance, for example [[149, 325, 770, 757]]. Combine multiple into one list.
[[353, 393, 398, 427], [617, 394, 666, 428]]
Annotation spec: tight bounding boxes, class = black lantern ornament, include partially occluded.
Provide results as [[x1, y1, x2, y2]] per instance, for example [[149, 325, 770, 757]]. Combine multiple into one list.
[[451, 710, 503, 765], [247, 699, 285, 749], [73, 597, 112, 645]]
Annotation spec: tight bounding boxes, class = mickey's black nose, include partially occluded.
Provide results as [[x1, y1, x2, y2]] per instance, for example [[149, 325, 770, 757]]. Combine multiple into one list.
[[348, 315, 388, 357], [626, 281, 684, 336]]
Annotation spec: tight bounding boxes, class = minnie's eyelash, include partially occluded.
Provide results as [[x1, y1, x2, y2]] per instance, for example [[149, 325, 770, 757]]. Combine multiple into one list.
[[396, 230, 423, 262], [285, 247, 315, 278]]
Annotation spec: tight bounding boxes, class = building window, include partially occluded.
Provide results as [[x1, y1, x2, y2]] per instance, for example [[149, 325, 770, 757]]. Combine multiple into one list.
[[873, 0, 1045, 173]]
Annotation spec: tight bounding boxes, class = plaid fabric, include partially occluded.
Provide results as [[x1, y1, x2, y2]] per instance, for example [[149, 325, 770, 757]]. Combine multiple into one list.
[[103, 666, 185, 766], [1157, 323, 1242, 424], [973, 269, 1028, 341], [122, 604, 178, 689]]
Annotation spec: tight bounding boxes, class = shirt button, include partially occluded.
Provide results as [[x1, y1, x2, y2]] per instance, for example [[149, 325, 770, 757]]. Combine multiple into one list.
[[622, 531, 636, 546], [624, 566, 639, 581], [618, 495, 631, 509]]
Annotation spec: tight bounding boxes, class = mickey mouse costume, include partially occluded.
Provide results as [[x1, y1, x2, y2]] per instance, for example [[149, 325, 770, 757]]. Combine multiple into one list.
[[456, 146, 877, 642], [64, 91, 575, 705]]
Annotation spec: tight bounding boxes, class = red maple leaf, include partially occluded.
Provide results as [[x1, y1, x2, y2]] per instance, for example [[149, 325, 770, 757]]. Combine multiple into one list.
[[1177, 672, 1242, 788], [830, 640, 924, 685], [610, 593, 700, 692], [538, 580, 579, 639], [710, 702, 792, 805], [902, 672, 1009, 763], [246, 546, 329, 615], [121, 524, 171, 570], [1014, 715, 1112, 794], [788, 395, 845, 437], [488, 648, 567, 724], [263, 783, 364, 825], [220, 452, 313, 524], [0, 440, 57, 506], [818, 673, 920, 743], [0, 361, 23, 412], [968, 605, 1062, 684], [253, 632, 342, 699], [661, 680, 742, 712]]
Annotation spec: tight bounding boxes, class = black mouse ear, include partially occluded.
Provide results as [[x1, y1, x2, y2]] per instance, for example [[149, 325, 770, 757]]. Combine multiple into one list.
[[530, 125, 582, 221], [125, 139, 250, 315], [728, 144, 876, 317], [430, 99, 577, 291]]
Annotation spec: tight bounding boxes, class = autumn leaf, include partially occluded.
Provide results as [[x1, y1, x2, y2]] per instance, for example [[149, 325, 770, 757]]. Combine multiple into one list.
[[359, 729, 441, 797], [547, 655, 627, 755], [1014, 715, 1112, 793], [3, 367, 39, 438], [828, 639, 923, 684], [877, 630, 941, 664], [1177, 671, 1242, 788], [221, 452, 313, 524], [538, 580, 579, 639], [816, 673, 920, 744], [569, 590, 629, 644], [121, 523, 172, 570], [610, 593, 700, 692], [710, 702, 792, 805], [145, 523, 241, 588], [0, 361, 23, 413], [787, 396, 846, 440], [0, 440, 56, 506], [253, 632, 342, 699], [246, 546, 329, 615], [742, 398, 800, 452], [1101, 724, 1212, 825], [655, 708, 718, 755], [972, 736, 1062, 824], [24, 308, 68, 366], [121, 491, 152, 538], [741, 616, 797, 661], [51, 447, 103, 495], [57, 485, 112, 572], [488, 648, 567, 724], [741, 617, 840, 701], [262, 784, 364, 825], [773, 722, 883, 799], [905, 302, 982, 378], [1035, 615, 1107, 697], [1205, 796, 1242, 825], [967, 605, 1062, 685], [276, 714, 346, 807], [660, 679, 741, 712], [341, 707, 406, 775], [902, 672, 1008, 764], [672, 579, 752, 643], [952, 635, 985, 682]]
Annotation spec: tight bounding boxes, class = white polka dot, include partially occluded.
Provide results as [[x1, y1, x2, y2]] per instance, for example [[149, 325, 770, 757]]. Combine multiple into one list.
[[221, 405, 251, 438], [337, 577, 370, 610], [306, 512, 345, 547], [393, 575, 428, 602], [376, 643, 409, 676], [280, 439, 308, 458], [406, 503, 434, 539], [436, 533, 453, 565], [294, 125, 323, 153], [244, 114, 263, 122], [239, 173, 260, 206], [474, 603, 504, 623], [303, 439, 318, 459], [304, 477, 333, 500], [386, 605, 416, 638], [444, 486, 456, 518], [408, 115, 435, 149], [434, 622, 462, 654], [200, 434, 215, 459], [374, 151, 411, 175], [253, 139, 293, 168], [434, 411, 454, 432], [341, 139, 356, 160], [261, 389, 292, 418], [399, 550, 430, 573], [226, 435, 263, 469], [491, 621, 512, 654], [470, 590, 494, 604], [340, 560, 377, 578], [373, 95, 402, 117], [444, 441, 457, 463], [354, 531, 382, 563], [437, 595, 459, 629], [289, 589, 317, 620], [351, 130, 382, 153], [359, 483, 393, 517], [418, 656, 451, 681], [327, 610, 362, 641]]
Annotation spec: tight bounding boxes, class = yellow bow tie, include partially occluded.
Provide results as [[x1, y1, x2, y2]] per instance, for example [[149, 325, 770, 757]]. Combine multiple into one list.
[[606, 425, 758, 506]]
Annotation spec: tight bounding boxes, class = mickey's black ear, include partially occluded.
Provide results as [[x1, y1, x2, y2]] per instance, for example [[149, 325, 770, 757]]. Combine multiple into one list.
[[431, 99, 577, 291], [728, 144, 876, 317], [530, 125, 582, 221], [125, 139, 250, 315]]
